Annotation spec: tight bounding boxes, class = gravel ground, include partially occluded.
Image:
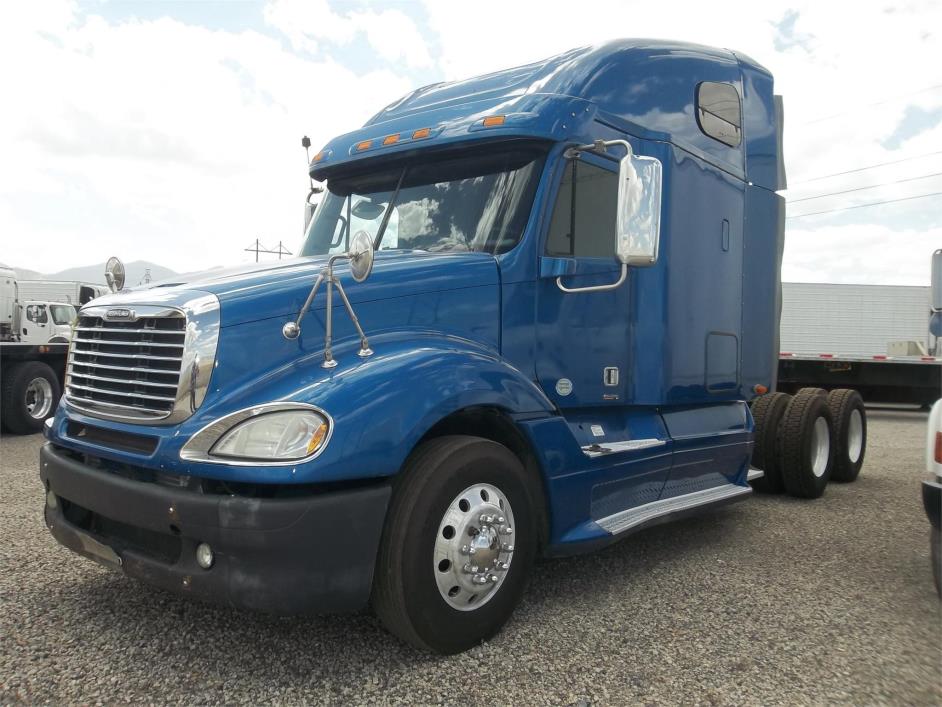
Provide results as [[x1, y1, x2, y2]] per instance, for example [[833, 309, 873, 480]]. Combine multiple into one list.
[[1, 408, 940, 705]]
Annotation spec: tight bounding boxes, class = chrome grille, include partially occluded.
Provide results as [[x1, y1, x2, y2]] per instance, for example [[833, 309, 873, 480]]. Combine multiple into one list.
[[67, 314, 186, 419], [64, 294, 220, 425]]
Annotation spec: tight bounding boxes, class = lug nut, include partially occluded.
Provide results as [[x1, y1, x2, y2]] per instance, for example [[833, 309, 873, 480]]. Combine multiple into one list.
[[497, 516, 505, 524], [468, 547, 476, 555], [460, 545, 470, 555], [502, 543, 514, 552], [501, 526, 513, 535], [489, 574, 499, 583]]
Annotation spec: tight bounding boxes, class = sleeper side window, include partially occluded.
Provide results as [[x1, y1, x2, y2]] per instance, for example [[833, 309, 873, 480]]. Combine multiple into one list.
[[696, 82, 742, 147], [545, 159, 619, 258]]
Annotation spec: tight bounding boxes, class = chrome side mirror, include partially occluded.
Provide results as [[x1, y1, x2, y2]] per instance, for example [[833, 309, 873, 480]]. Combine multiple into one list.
[[616, 143, 662, 267], [104, 256, 126, 293], [348, 230, 374, 283]]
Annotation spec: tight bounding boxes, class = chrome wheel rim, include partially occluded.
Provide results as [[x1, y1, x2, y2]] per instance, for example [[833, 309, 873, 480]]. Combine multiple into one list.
[[811, 416, 830, 478], [434, 483, 516, 611], [25, 377, 53, 420], [846, 409, 863, 463]]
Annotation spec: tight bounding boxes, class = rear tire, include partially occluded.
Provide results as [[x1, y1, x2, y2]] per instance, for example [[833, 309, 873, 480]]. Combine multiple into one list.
[[827, 389, 866, 482], [779, 388, 835, 499], [372, 435, 538, 654], [1, 361, 61, 434], [749, 392, 791, 493]]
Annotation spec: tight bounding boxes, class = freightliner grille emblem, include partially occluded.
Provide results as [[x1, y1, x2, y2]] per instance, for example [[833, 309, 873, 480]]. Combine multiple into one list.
[[105, 308, 134, 320]]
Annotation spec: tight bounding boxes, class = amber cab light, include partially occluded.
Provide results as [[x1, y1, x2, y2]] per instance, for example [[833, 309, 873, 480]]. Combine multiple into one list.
[[482, 115, 506, 127], [412, 127, 431, 139]]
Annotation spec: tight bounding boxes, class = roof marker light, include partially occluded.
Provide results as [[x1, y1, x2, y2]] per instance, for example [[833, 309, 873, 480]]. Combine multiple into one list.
[[383, 134, 400, 146], [412, 127, 431, 139], [355, 140, 372, 151], [482, 115, 506, 127], [311, 151, 324, 163]]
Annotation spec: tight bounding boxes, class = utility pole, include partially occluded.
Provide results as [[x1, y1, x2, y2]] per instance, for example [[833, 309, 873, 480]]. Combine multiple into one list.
[[273, 241, 293, 260], [244, 238, 267, 262]]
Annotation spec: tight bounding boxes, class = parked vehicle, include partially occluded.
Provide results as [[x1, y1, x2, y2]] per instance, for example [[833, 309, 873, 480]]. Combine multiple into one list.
[[16, 279, 108, 306], [778, 266, 941, 407], [39, 40, 863, 653], [1, 267, 78, 433]]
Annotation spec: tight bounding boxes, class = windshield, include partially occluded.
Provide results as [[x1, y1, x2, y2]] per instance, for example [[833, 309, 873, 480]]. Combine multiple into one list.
[[49, 304, 76, 325], [300, 144, 546, 257]]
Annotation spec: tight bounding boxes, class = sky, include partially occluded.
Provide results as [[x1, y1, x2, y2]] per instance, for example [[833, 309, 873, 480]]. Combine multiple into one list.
[[1, 0, 940, 285]]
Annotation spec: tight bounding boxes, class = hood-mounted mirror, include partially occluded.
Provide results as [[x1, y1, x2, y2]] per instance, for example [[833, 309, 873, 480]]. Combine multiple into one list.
[[349, 230, 375, 283], [282, 232, 375, 367], [104, 256, 126, 293]]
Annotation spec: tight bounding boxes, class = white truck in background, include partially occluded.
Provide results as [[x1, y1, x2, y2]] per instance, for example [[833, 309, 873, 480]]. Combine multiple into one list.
[[16, 279, 108, 306], [1, 267, 82, 433]]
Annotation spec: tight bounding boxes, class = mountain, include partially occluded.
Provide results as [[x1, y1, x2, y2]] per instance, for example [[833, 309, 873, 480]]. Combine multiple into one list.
[[1, 261, 178, 287]]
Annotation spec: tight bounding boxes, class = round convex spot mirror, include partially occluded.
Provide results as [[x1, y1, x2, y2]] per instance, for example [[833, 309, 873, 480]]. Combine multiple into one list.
[[349, 230, 375, 283]]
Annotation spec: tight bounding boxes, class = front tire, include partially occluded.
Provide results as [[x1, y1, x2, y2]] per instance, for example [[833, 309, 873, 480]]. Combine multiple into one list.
[[372, 436, 538, 654], [1, 361, 61, 434]]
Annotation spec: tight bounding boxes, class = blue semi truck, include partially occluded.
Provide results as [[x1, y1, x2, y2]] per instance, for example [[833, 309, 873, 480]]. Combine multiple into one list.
[[39, 40, 868, 653]]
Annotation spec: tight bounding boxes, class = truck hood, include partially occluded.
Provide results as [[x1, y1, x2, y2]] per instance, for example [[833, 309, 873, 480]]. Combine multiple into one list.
[[106, 251, 500, 328]]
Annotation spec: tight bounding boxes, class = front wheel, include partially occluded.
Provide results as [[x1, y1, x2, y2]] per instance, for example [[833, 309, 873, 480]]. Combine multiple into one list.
[[1, 361, 61, 434], [372, 436, 539, 654]]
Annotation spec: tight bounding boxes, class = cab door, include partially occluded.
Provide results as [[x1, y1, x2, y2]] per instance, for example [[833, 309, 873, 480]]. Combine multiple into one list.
[[534, 152, 630, 408], [534, 149, 672, 515]]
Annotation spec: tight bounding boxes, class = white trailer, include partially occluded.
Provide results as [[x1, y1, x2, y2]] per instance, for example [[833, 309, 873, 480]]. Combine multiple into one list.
[[777, 279, 940, 406], [16, 280, 107, 306]]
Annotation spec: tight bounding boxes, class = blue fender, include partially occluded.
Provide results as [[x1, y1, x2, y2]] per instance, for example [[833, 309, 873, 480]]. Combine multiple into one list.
[[153, 333, 556, 484]]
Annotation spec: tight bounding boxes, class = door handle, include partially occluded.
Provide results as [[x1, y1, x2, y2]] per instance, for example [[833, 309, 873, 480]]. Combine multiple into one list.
[[556, 263, 627, 293]]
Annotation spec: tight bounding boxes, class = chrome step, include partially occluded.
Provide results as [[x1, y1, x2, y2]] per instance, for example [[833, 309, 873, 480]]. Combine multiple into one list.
[[596, 482, 752, 536]]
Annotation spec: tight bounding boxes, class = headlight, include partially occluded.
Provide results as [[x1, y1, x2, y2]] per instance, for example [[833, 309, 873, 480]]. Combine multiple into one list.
[[211, 410, 329, 461], [180, 403, 332, 465]]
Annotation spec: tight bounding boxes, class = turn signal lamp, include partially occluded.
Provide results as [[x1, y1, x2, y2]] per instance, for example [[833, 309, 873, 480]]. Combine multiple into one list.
[[307, 421, 329, 455], [311, 151, 325, 164], [482, 115, 506, 127]]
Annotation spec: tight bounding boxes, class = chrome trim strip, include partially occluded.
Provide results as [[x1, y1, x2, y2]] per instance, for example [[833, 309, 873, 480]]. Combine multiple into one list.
[[747, 467, 764, 481], [582, 438, 666, 458], [179, 402, 333, 466], [75, 326, 186, 336], [66, 381, 177, 402], [67, 369, 179, 388], [73, 337, 184, 348], [68, 361, 182, 376], [596, 482, 752, 536], [72, 349, 183, 361]]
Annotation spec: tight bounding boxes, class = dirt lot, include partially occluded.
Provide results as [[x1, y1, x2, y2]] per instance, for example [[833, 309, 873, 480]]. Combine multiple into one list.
[[1, 407, 939, 705]]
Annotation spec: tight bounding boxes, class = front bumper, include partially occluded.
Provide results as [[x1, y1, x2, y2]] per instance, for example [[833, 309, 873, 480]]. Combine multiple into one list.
[[923, 478, 941, 531], [40, 443, 390, 614]]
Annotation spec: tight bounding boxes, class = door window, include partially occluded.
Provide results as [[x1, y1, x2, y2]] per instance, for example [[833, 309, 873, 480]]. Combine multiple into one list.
[[545, 159, 619, 258], [26, 304, 48, 324]]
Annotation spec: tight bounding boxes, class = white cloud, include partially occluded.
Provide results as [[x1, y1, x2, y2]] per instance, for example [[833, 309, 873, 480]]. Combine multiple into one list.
[[263, 0, 431, 68], [0, 4, 411, 273]]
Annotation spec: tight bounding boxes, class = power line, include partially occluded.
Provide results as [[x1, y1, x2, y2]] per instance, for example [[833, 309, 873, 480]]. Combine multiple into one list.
[[800, 83, 942, 125], [787, 191, 942, 219], [790, 150, 942, 185], [789, 171, 942, 203]]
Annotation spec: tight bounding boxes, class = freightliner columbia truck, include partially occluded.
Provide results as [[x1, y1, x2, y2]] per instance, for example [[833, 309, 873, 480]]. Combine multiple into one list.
[[38, 40, 868, 654]]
